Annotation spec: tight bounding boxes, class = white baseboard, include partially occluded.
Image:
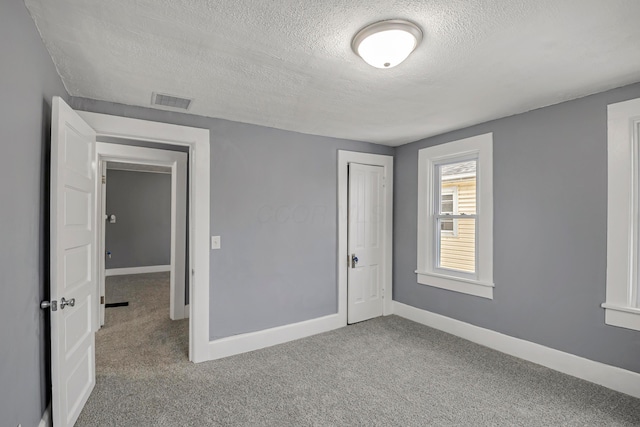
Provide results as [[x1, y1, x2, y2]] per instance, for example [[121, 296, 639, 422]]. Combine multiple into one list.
[[105, 265, 171, 276], [38, 403, 51, 427], [209, 313, 344, 360], [392, 301, 640, 399]]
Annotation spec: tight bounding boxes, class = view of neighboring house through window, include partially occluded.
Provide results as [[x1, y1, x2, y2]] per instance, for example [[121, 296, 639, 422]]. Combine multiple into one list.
[[438, 160, 476, 273], [416, 133, 493, 299], [439, 187, 457, 235]]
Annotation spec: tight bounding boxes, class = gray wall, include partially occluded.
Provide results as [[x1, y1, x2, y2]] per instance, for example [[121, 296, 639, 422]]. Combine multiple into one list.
[[69, 97, 394, 340], [0, 1, 69, 426], [394, 82, 640, 374], [105, 170, 171, 269]]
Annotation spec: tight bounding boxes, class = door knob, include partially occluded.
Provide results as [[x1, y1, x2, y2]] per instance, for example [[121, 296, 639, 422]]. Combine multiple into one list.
[[351, 254, 359, 268], [60, 297, 75, 309]]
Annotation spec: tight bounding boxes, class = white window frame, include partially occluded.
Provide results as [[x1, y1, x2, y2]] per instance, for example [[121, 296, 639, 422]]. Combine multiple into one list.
[[416, 133, 494, 299], [603, 97, 640, 331]]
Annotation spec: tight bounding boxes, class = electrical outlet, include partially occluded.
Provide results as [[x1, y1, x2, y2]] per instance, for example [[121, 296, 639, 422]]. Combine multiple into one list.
[[211, 236, 221, 249]]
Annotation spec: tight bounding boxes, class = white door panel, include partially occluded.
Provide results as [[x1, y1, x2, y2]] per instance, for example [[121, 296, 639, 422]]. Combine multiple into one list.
[[348, 163, 385, 324], [50, 96, 96, 427]]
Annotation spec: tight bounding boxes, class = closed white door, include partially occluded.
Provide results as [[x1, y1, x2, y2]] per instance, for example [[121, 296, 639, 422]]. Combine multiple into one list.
[[348, 163, 385, 324], [50, 96, 97, 427]]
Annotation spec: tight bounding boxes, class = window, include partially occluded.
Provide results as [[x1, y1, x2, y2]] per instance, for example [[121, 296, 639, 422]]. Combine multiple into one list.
[[603, 97, 640, 331], [437, 160, 475, 273], [416, 133, 494, 299]]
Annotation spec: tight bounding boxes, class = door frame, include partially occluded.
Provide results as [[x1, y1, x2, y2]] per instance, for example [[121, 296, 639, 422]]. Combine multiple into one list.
[[78, 111, 210, 363], [96, 143, 188, 325], [337, 151, 393, 325]]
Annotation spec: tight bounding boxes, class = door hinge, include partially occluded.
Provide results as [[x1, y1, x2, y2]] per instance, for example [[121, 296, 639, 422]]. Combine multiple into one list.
[[102, 175, 106, 184], [100, 296, 105, 304], [41, 300, 57, 311]]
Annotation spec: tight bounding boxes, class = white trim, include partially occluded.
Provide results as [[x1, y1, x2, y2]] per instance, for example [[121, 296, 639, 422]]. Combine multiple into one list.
[[605, 97, 640, 331], [38, 403, 52, 427], [78, 111, 210, 362], [105, 265, 172, 276], [602, 303, 640, 331], [106, 167, 171, 174], [414, 270, 494, 299], [417, 133, 493, 299], [338, 151, 394, 325], [393, 302, 640, 399], [96, 143, 187, 321], [99, 161, 107, 327], [209, 314, 343, 360]]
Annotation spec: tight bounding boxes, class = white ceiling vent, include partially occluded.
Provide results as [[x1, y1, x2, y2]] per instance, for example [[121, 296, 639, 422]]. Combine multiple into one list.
[[151, 92, 193, 111]]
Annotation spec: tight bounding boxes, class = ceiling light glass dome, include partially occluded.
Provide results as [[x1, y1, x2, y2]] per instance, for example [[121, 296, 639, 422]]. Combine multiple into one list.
[[352, 20, 423, 69]]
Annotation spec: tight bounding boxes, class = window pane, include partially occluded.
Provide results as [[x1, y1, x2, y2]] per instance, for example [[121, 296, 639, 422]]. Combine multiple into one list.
[[441, 219, 454, 231], [438, 217, 475, 273], [441, 194, 454, 214], [439, 160, 476, 215]]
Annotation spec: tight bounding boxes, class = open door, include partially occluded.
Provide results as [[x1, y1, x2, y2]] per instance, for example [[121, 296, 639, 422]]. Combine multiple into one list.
[[347, 163, 385, 324], [49, 96, 97, 426]]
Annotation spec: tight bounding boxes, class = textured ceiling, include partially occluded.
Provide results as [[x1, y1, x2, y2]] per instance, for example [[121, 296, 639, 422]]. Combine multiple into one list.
[[24, 0, 640, 146]]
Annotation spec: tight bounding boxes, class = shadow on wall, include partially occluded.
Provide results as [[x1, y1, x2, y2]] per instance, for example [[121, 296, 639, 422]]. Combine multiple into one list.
[[39, 98, 52, 412]]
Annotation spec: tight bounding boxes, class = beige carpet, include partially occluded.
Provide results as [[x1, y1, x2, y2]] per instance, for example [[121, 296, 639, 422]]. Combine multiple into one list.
[[75, 273, 640, 426], [93, 272, 188, 372]]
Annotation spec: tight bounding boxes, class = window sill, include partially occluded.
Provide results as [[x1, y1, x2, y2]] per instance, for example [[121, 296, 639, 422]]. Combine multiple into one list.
[[415, 270, 494, 300], [601, 303, 640, 331]]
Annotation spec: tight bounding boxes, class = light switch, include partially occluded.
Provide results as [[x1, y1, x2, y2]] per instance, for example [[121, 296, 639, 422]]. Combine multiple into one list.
[[211, 236, 221, 250]]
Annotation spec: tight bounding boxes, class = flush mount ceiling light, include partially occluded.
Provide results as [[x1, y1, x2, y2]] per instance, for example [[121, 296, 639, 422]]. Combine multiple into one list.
[[352, 19, 423, 69]]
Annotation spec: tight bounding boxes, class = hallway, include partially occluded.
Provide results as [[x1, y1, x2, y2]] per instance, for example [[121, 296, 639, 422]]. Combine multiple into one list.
[[76, 272, 188, 425]]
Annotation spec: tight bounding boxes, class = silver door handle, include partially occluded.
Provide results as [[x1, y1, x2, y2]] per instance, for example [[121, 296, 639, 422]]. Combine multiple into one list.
[[60, 297, 75, 309]]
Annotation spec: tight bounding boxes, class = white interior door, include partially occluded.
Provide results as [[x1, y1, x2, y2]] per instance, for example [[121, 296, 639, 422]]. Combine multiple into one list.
[[348, 163, 385, 324], [50, 96, 97, 427]]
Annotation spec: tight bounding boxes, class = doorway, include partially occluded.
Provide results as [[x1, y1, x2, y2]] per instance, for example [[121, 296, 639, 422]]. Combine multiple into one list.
[[337, 151, 394, 326], [78, 110, 211, 364], [48, 97, 210, 427], [96, 143, 188, 327], [347, 163, 385, 323]]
